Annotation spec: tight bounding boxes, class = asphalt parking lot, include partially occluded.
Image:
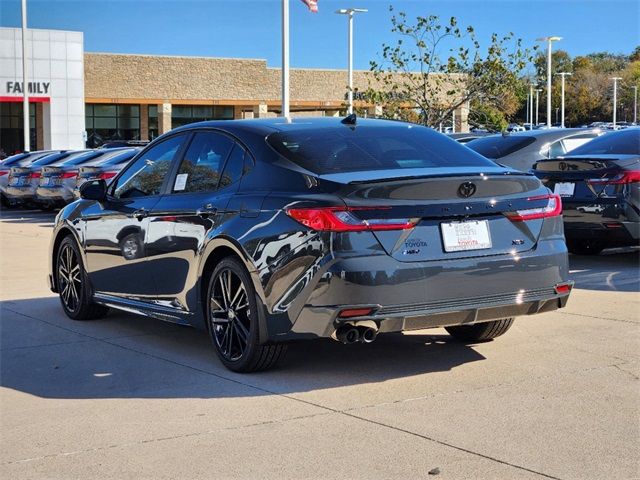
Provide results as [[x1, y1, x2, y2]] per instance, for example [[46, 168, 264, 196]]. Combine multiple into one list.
[[1, 209, 638, 480]]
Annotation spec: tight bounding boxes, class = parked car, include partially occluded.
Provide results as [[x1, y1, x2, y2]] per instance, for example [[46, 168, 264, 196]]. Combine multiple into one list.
[[467, 128, 603, 172], [1, 150, 64, 207], [72, 148, 139, 199], [533, 128, 640, 254], [447, 132, 492, 144], [48, 117, 572, 372]]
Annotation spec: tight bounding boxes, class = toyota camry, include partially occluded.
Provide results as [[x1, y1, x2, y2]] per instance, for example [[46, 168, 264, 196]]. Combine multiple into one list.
[[48, 117, 572, 372]]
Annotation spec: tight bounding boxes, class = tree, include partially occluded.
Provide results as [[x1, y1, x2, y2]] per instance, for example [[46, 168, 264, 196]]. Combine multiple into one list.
[[366, 7, 534, 128]]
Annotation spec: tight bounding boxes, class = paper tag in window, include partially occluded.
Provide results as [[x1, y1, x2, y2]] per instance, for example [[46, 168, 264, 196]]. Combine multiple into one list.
[[174, 173, 188, 191]]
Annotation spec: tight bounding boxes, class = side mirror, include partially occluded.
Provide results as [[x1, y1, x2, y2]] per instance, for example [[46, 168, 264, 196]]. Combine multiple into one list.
[[79, 179, 107, 201]]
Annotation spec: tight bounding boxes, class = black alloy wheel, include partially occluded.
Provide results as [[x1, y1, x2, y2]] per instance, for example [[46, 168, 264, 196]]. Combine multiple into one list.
[[207, 257, 286, 372], [56, 236, 109, 320]]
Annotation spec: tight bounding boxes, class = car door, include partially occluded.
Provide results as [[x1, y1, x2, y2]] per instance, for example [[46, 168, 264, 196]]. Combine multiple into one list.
[[144, 130, 247, 312], [82, 133, 189, 298]]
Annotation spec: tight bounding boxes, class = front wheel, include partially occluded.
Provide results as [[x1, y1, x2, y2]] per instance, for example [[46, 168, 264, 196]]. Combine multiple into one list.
[[56, 236, 110, 320], [206, 257, 286, 372], [445, 318, 514, 343]]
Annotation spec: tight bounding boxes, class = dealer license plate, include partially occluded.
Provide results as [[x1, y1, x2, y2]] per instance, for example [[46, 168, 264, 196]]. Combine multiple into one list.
[[441, 220, 492, 253], [554, 182, 575, 197]]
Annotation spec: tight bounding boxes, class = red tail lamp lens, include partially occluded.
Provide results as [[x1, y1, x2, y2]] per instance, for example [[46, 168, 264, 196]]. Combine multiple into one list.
[[555, 283, 572, 294], [286, 207, 417, 232], [506, 194, 562, 221], [338, 308, 374, 318]]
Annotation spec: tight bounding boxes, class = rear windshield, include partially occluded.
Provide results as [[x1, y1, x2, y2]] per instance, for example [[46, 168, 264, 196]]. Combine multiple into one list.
[[266, 125, 495, 174], [565, 129, 640, 156], [466, 136, 536, 159]]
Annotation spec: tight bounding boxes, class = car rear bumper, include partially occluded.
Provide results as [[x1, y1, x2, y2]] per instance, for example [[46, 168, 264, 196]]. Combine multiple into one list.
[[565, 221, 640, 244], [35, 186, 74, 203], [267, 238, 570, 341], [4, 186, 35, 200]]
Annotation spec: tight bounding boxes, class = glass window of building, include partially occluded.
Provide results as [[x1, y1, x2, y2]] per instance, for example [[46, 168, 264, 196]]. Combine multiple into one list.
[[148, 105, 158, 141], [85, 104, 140, 148], [0, 103, 36, 155], [171, 105, 234, 128]]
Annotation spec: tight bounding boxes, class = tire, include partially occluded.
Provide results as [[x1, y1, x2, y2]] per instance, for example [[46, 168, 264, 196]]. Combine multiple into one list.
[[119, 233, 145, 260], [445, 318, 515, 343], [56, 236, 110, 320], [567, 239, 604, 255], [206, 257, 286, 372]]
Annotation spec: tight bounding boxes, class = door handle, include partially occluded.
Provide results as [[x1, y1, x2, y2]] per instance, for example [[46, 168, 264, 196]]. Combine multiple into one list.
[[196, 203, 218, 218], [132, 208, 148, 221]]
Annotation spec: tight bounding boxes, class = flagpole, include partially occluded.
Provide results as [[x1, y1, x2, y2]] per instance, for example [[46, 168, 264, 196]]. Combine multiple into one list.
[[281, 0, 290, 118], [22, 0, 30, 151]]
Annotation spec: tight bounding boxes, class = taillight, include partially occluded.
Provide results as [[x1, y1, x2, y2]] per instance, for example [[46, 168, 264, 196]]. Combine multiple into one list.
[[60, 172, 77, 179], [587, 171, 640, 185], [0, 170, 8, 176], [554, 282, 573, 294], [28, 171, 41, 179], [286, 207, 418, 232], [98, 171, 118, 180], [505, 194, 562, 221], [338, 307, 375, 318]]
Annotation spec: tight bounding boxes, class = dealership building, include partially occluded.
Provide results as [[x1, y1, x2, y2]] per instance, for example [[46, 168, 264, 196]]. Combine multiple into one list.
[[1, 27, 469, 153]]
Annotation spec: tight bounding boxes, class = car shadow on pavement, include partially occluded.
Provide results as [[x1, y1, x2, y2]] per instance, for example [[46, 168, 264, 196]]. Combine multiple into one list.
[[0, 210, 57, 226], [1, 296, 486, 400], [568, 248, 639, 292]]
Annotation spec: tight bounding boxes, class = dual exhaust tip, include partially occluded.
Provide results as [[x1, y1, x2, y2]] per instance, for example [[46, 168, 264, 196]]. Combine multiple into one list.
[[335, 325, 378, 344]]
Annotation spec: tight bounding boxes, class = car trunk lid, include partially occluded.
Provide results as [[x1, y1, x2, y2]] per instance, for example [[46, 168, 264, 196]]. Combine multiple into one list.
[[319, 168, 550, 262]]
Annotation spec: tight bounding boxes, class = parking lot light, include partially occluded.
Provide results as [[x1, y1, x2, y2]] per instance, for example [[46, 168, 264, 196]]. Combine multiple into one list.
[[335, 8, 368, 115], [556, 72, 572, 128], [537, 36, 562, 128], [611, 77, 622, 128]]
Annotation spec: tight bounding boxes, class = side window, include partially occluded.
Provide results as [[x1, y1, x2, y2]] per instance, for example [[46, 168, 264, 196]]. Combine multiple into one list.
[[547, 140, 566, 158], [113, 135, 185, 199], [173, 131, 234, 193], [219, 144, 246, 189]]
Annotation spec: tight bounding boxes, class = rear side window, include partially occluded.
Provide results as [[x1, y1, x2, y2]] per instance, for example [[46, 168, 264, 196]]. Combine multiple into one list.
[[467, 136, 536, 159], [565, 129, 640, 155], [113, 134, 186, 199], [267, 125, 495, 174], [219, 145, 245, 189], [173, 131, 234, 193]]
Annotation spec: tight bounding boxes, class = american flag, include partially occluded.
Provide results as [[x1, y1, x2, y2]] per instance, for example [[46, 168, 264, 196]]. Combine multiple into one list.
[[300, 0, 318, 13]]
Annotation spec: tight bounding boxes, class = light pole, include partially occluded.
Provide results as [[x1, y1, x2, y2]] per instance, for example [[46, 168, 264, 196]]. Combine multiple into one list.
[[611, 77, 622, 128], [21, 0, 30, 151], [529, 83, 535, 129], [535, 88, 542, 126], [633, 85, 638, 124], [556, 72, 572, 128], [537, 36, 562, 128], [335, 8, 368, 115]]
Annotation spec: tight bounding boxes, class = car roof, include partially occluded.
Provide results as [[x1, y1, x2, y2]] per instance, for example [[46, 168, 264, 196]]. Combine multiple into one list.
[[501, 128, 602, 140], [169, 116, 425, 137]]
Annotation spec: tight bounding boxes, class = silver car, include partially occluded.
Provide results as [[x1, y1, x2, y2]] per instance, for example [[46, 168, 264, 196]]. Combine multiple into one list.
[[35, 149, 135, 207], [467, 128, 603, 172], [72, 148, 139, 199]]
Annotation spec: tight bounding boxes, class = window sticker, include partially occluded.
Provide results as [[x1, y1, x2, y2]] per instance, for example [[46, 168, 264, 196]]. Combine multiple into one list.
[[174, 173, 188, 191]]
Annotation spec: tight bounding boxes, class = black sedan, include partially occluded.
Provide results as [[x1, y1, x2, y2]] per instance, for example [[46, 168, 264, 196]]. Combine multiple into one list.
[[534, 128, 640, 254], [48, 117, 572, 372]]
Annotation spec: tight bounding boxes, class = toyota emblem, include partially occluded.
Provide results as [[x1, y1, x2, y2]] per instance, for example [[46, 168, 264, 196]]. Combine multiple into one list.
[[458, 182, 477, 198]]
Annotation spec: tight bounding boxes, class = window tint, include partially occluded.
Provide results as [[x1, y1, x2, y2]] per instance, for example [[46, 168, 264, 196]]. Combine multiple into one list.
[[113, 134, 185, 199], [564, 129, 640, 156], [267, 125, 495, 174], [467, 136, 537, 159], [547, 140, 566, 158], [219, 145, 245, 189], [173, 131, 233, 193]]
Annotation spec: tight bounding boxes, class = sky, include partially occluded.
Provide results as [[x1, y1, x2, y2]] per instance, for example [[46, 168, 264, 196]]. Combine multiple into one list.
[[0, 0, 638, 71]]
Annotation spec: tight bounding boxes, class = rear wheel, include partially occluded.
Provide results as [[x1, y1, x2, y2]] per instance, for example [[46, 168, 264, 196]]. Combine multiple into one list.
[[206, 257, 286, 372], [445, 318, 514, 343], [567, 239, 604, 255], [56, 236, 110, 320]]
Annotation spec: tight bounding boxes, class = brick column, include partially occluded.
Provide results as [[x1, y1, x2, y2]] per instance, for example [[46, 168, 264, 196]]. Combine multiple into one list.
[[252, 103, 268, 118], [35, 103, 45, 150], [139, 104, 149, 141], [455, 102, 470, 133], [158, 103, 172, 134], [366, 105, 382, 118], [233, 105, 245, 120]]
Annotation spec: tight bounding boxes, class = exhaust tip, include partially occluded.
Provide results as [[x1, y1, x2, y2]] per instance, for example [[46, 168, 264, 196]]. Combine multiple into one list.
[[360, 327, 378, 344], [336, 326, 360, 344]]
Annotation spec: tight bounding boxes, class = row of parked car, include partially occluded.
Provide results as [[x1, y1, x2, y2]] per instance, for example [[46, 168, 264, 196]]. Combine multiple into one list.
[[0, 147, 140, 209]]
